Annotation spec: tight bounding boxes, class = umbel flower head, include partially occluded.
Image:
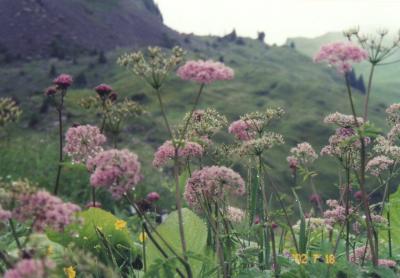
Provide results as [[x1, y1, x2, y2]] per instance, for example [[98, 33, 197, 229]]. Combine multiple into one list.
[[118, 46, 185, 89], [324, 112, 363, 128], [4, 258, 55, 278], [366, 155, 394, 176], [314, 42, 368, 74], [228, 119, 259, 141], [184, 166, 245, 208], [13, 190, 81, 232], [386, 103, 400, 125], [87, 149, 142, 199], [239, 132, 284, 156], [0, 97, 22, 127], [182, 108, 227, 140], [152, 140, 203, 168], [177, 60, 234, 84], [287, 142, 318, 167], [95, 83, 113, 99], [64, 125, 106, 164]]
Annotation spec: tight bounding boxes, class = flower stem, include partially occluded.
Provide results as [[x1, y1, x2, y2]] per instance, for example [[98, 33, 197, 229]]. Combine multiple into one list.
[[53, 92, 65, 195], [345, 76, 378, 266], [363, 64, 376, 121], [9, 219, 22, 251]]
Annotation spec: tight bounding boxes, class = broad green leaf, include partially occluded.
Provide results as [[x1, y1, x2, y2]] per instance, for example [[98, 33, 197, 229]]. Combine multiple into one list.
[[47, 208, 139, 267], [381, 185, 400, 253], [146, 208, 211, 277]]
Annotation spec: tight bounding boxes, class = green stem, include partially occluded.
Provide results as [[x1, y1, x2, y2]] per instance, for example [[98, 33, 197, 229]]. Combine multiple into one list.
[[9, 219, 22, 251], [345, 76, 378, 266], [363, 64, 376, 121], [53, 97, 64, 195]]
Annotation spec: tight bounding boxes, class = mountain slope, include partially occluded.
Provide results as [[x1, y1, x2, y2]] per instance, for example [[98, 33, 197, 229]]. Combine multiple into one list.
[[0, 0, 179, 60]]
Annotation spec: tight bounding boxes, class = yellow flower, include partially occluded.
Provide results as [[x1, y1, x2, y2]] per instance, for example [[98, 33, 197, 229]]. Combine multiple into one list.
[[46, 245, 53, 256], [64, 266, 76, 278], [114, 219, 127, 230], [138, 232, 148, 242]]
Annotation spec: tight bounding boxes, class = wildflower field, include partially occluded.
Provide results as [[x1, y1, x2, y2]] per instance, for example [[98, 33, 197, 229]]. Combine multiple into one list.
[[1, 22, 400, 278]]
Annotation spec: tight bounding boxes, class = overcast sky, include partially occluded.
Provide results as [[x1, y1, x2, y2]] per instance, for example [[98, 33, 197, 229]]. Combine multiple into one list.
[[155, 0, 400, 44]]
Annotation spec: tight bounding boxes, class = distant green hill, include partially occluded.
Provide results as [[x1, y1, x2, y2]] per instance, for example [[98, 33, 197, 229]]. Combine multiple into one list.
[[0, 36, 392, 207]]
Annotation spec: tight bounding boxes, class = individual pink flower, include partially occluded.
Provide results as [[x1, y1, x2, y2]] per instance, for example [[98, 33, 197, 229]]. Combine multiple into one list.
[[228, 119, 259, 141], [4, 259, 55, 278], [366, 155, 394, 176], [53, 73, 73, 89], [64, 125, 106, 164], [177, 60, 234, 84], [0, 205, 12, 222], [146, 192, 160, 202], [87, 149, 142, 199], [314, 42, 368, 74], [378, 259, 397, 268], [95, 83, 113, 99], [184, 166, 245, 208], [13, 191, 80, 232], [152, 140, 203, 168]]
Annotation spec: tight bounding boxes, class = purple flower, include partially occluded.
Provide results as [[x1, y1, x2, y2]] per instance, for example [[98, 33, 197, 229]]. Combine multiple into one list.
[[184, 166, 245, 208], [177, 60, 234, 84], [314, 42, 368, 74], [309, 194, 322, 206], [152, 140, 203, 168], [13, 191, 80, 232], [87, 149, 142, 199], [228, 119, 259, 141], [53, 74, 73, 89], [64, 125, 106, 164], [4, 259, 55, 278], [0, 205, 12, 222], [44, 86, 57, 96]]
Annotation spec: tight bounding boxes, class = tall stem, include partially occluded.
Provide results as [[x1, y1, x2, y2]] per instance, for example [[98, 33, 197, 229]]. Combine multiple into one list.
[[53, 93, 65, 195], [9, 219, 22, 251], [363, 64, 376, 121], [344, 159, 350, 261], [345, 76, 378, 266]]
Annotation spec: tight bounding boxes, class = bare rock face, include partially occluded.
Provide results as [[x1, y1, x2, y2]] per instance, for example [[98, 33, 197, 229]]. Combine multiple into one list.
[[0, 0, 179, 59]]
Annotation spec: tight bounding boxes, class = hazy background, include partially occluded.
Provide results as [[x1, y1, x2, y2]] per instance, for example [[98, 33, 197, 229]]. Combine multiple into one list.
[[155, 0, 400, 44]]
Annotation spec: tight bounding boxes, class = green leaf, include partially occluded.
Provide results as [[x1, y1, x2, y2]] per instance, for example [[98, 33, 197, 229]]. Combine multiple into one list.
[[381, 185, 400, 253], [146, 208, 211, 277], [47, 208, 139, 267]]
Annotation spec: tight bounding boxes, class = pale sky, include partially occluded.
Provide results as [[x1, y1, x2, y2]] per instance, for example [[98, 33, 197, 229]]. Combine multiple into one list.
[[155, 0, 400, 44]]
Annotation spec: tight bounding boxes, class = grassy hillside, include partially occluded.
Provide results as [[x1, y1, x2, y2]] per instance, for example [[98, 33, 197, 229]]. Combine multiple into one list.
[[0, 36, 392, 208]]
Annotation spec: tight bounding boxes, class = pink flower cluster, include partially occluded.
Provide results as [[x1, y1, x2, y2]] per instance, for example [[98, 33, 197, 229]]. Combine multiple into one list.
[[184, 166, 245, 208], [366, 155, 394, 176], [228, 119, 259, 141], [87, 149, 142, 199], [146, 192, 160, 202], [4, 259, 55, 278], [324, 112, 363, 128], [287, 142, 318, 168], [64, 125, 106, 164], [53, 73, 73, 89], [321, 127, 370, 157], [152, 140, 203, 168], [386, 103, 400, 124], [227, 206, 245, 223], [350, 246, 370, 263], [387, 124, 400, 142], [13, 191, 80, 232], [323, 199, 353, 230], [0, 205, 11, 222], [378, 259, 397, 268], [314, 42, 368, 74], [177, 60, 234, 84]]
